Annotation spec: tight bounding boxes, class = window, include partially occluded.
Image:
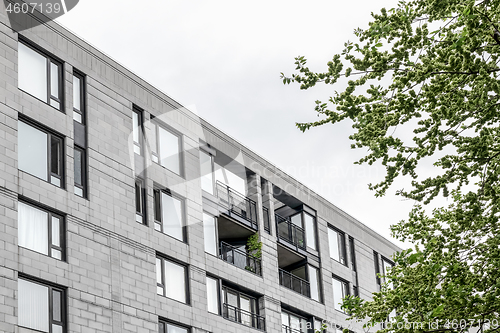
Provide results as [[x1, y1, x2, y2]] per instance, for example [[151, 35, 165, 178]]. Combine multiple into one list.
[[374, 251, 381, 290], [303, 213, 317, 251], [328, 226, 346, 264], [18, 201, 64, 260], [349, 236, 357, 271], [156, 256, 188, 304], [159, 320, 189, 333], [203, 213, 217, 255], [332, 277, 349, 312], [206, 276, 220, 314], [135, 179, 146, 224], [18, 41, 63, 110], [132, 106, 143, 155], [200, 149, 214, 194], [222, 286, 259, 328], [150, 122, 182, 175], [18, 277, 65, 333], [382, 258, 396, 320], [314, 318, 326, 332], [290, 211, 317, 250], [382, 257, 394, 289], [281, 311, 308, 333], [72, 71, 85, 123], [18, 120, 64, 187], [74, 146, 86, 197], [154, 189, 185, 241], [308, 265, 321, 302]]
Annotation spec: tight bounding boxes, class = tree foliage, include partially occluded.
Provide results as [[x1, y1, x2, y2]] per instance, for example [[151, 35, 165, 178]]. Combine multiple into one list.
[[282, 0, 500, 332]]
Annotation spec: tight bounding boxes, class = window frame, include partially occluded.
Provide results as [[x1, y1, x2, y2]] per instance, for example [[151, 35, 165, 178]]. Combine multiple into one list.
[[374, 251, 381, 290], [132, 105, 144, 155], [281, 310, 308, 333], [221, 285, 258, 315], [153, 188, 186, 242], [156, 255, 190, 304], [158, 319, 191, 333], [328, 225, 347, 265], [18, 276, 66, 333], [349, 236, 357, 271], [72, 70, 86, 123], [18, 38, 64, 111], [199, 147, 215, 195], [74, 145, 87, 198], [206, 275, 221, 315], [18, 199, 65, 261], [18, 117, 65, 188], [332, 276, 350, 313], [150, 120, 184, 176], [290, 210, 318, 251], [135, 178, 147, 225], [203, 212, 218, 256], [307, 264, 322, 303], [381, 256, 394, 289]]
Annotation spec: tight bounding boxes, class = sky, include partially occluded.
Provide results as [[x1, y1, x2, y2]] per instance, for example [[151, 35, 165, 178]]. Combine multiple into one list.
[[55, 0, 423, 249]]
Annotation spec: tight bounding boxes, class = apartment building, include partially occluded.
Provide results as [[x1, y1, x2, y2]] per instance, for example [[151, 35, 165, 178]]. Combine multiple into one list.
[[0, 6, 400, 333]]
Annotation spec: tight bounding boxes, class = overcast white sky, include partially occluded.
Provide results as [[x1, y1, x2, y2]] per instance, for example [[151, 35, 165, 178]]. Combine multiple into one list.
[[55, 0, 427, 249]]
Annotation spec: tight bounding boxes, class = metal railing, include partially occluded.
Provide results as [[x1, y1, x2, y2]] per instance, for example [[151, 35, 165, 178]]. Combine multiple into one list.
[[275, 213, 306, 250], [282, 325, 303, 333], [222, 303, 266, 331], [263, 206, 271, 234], [216, 181, 258, 230], [219, 242, 262, 276], [279, 268, 310, 298]]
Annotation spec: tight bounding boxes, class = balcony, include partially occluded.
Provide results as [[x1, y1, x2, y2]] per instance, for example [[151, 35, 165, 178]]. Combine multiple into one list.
[[276, 213, 306, 251], [263, 206, 270, 234], [219, 242, 262, 276], [279, 268, 310, 298], [223, 303, 266, 331], [216, 181, 258, 230]]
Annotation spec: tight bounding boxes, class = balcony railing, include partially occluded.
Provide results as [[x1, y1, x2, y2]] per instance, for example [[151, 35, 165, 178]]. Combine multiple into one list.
[[219, 241, 262, 276], [222, 303, 266, 331], [275, 213, 306, 250], [282, 325, 303, 333], [279, 268, 310, 298], [216, 181, 258, 230], [263, 206, 271, 234]]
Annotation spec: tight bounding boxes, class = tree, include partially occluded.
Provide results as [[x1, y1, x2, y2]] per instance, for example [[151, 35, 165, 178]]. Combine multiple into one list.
[[282, 1, 500, 332]]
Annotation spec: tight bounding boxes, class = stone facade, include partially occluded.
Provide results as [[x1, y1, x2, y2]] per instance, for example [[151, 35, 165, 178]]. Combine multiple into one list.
[[0, 6, 399, 333]]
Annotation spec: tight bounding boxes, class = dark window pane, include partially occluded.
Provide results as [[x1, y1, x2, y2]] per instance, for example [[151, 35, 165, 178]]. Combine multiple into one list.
[[159, 322, 165, 333], [74, 148, 82, 186], [51, 138, 61, 175], [52, 290, 62, 322], [135, 182, 142, 213], [154, 191, 161, 222]]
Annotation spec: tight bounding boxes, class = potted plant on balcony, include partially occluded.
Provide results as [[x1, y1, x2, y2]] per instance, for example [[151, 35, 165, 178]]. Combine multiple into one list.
[[245, 233, 262, 273]]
